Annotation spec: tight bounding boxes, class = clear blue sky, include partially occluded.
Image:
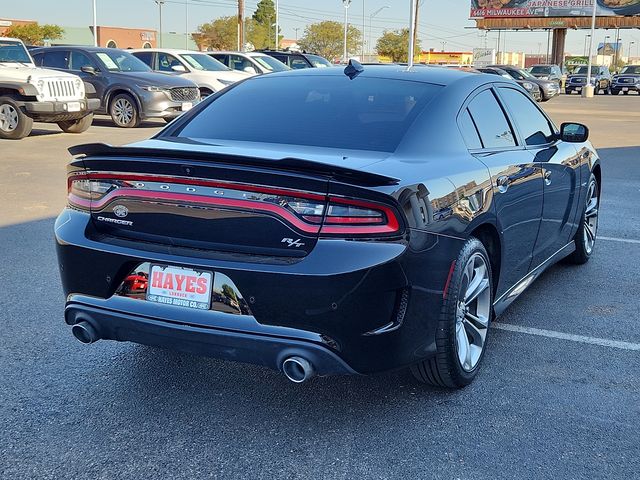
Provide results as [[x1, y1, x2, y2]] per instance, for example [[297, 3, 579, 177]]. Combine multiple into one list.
[[4, 0, 638, 55]]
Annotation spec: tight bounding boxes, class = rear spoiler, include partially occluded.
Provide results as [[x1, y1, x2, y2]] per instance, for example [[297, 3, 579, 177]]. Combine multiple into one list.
[[68, 143, 399, 188]]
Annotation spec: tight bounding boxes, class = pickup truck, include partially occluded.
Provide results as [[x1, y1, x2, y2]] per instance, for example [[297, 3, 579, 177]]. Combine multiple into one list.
[[0, 37, 100, 139]]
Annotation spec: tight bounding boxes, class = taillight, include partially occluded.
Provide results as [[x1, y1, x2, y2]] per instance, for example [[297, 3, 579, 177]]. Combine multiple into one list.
[[66, 172, 402, 237], [67, 177, 128, 210], [319, 197, 401, 236]]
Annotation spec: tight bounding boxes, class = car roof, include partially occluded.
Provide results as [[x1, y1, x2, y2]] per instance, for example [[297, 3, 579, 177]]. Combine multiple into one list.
[[129, 48, 203, 55], [264, 64, 492, 87], [208, 51, 269, 57], [30, 45, 131, 54]]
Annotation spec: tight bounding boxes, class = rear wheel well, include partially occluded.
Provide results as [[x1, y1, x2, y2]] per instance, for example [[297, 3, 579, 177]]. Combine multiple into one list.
[[470, 224, 501, 296]]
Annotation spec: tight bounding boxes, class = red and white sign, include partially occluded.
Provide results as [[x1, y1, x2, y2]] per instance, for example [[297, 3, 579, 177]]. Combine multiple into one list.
[[147, 265, 212, 310]]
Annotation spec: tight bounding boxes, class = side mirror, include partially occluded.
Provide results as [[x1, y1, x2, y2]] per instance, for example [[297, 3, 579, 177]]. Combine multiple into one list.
[[243, 66, 257, 74], [560, 122, 589, 143], [171, 64, 187, 73], [81, 66, 97, 75]]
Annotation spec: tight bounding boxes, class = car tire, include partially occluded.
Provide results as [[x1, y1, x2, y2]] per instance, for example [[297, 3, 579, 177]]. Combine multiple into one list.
[[0, 96, 34, 140], [109, 93, 140, 128], [57, 113, 93, 133], [565, 173, 599, 265], [411, 237, 493, 389]]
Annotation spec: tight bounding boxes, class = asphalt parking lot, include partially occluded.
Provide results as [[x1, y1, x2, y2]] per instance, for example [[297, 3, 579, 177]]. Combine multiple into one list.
[[1, 96, 639, 479]]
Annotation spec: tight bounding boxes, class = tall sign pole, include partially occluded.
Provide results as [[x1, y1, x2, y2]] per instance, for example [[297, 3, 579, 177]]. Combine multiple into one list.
[[343, 0, 351, 63]]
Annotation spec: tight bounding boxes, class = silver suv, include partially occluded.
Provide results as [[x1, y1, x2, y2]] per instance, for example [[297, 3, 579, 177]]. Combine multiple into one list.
[[31, 47, 200, 127]]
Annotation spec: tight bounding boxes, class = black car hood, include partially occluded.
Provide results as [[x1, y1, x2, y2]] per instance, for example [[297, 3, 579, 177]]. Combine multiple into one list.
[[108, 70, 196, 88]]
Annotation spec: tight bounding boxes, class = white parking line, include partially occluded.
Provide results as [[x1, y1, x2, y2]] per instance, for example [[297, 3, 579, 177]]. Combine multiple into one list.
[[599, 236, 640, 245], [492, 323, 640, 352]]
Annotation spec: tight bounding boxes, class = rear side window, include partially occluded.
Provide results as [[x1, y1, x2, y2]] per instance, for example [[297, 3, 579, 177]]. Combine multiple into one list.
[[498, 87, 554, 146], [290, 57, 309, 69], [42, 50, 69, 69], [459, 109, 482, 150], [174, 76, 442, 152], [467, 89, 516, 149], [133, 51, 153, 67]]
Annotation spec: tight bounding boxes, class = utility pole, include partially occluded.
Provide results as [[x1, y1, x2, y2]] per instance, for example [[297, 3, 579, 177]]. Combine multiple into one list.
[[92, 0, 98, 47], [155, 1, 165, 48], [413, 0, 420, 59], [294, 28, 300, 41], [362, 0, 366, 60], [238, 0, 244, 51], [185, 0, 188, 49]]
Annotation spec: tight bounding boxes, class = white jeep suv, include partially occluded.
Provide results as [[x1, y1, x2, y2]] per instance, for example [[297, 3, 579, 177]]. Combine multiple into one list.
[[0, 37, 99, 139]]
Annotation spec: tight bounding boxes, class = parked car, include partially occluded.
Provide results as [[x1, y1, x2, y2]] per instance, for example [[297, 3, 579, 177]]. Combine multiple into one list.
[[489, 64, 560, 101], [528, 64, 564, 88], [0, 37, 99, 139], [611, 65, 640, 95], [477, 66, 542, 101], [565, 65, 612, 95], [57, 64, 600, 389], [208, 51, 290, 75], [31, 46, 200, 127], [259, 50, 333, 69], [130, 49, 250, 98]]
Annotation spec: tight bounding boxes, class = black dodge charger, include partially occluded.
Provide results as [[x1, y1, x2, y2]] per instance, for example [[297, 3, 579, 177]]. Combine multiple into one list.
[[56, 64, 600, 388]]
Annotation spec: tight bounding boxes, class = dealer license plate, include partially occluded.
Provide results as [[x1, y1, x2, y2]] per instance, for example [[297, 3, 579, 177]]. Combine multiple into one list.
[[181, 102, 193, 111], [622, 87, 629, 92], [146, 264, 213, 310], [67, 102, 81, 112]]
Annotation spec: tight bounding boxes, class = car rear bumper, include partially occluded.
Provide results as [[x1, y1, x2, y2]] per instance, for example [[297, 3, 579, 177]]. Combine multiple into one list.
[[65, 299, 357, 376], [55, 209, 457, 375]]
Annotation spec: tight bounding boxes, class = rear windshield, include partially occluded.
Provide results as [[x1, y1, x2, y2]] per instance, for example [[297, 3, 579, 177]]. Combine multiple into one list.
[[173, 76, 441, 152]]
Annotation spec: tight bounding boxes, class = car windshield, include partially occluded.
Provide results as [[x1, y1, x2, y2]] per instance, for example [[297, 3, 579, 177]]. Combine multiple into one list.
[[251, 55, 290, 72], [507, 68, 534, 80], [305, 54, 333, 68], [575, 66, 600, 75], [530, 66, 552, 74], [0, 40, 32, 64], [173, 76, 442, 152], [95, 51, 150, 72], [620, 65, 640, 74], [181, 53, 230, 71]]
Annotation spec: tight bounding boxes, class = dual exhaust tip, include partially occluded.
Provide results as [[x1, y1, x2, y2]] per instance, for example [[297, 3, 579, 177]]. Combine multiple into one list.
[[71, 321, 316, 383]]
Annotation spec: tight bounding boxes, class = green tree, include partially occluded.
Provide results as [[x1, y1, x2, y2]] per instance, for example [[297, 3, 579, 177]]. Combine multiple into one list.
[[252, 0, 276, 27], [4, 24, 64, 46], [376, 28, 421, 63], [298, 21, 361, 62], [245, 19, 271, 50], [221, 284, 238, 303], [193, 16, 236, 51]]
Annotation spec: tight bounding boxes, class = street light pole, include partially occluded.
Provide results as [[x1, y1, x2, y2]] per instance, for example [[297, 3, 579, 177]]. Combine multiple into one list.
[[630, 41, 636, 61], [408, 0, 417, 68], [92, 0, 98, 47], [583, 34, 591, 57], [155, 0, 165, 48], [185, 0, 188, 49], [369, 6, 389, 59], [343, 0, 351, 63], [584, 0, 597, 97], [275, 0, 279, 50]]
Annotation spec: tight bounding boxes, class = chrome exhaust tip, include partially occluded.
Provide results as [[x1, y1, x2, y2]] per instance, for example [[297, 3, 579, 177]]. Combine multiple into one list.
[[71, 321, 99, 344], [282, 356, 314, 383]]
